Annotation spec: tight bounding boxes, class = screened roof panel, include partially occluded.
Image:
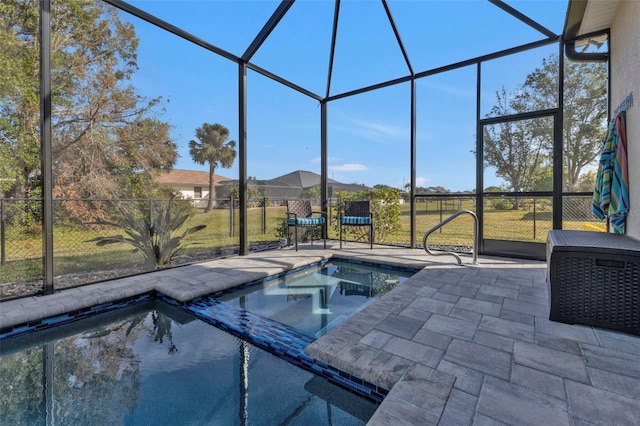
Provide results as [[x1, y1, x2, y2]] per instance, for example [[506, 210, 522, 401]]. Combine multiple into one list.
[[126, 0, 281, 57], [250, 1, 335, 97], [119, 0, 570, 102], [329, 0, 411, 96], [505, 0, 569, 35], [385, 0, 556, 74]]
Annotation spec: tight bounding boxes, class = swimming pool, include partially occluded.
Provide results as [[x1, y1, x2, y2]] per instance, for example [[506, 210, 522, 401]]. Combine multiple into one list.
[[0, 301, 378, 425], [217, 259, 415, 337]]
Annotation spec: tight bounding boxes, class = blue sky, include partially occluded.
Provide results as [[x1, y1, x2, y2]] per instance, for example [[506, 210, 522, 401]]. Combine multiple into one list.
[[124, 0, 569, 192]]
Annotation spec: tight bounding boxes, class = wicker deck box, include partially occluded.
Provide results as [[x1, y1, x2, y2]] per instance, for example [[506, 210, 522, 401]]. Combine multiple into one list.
[[547, 230, 640, 336]]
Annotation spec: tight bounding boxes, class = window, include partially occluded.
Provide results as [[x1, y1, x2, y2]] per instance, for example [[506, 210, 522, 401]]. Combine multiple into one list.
[[194, 187, 202, 198]]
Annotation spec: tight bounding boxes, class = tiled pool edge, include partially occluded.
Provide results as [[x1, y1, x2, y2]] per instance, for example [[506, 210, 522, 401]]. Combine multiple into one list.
[[162, 294, 389, 403], [330, 254, 422, 275], [0, 292, 155, 340]]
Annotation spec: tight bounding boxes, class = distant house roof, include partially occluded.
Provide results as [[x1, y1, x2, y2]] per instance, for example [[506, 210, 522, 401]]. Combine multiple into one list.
[[159, 169, 369, 197], [258, 170, 370, 194], [267, 170, 339, 189], [156, 169, 232, 187]]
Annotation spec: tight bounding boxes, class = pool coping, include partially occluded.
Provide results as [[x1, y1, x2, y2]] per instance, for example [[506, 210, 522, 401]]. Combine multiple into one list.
[[0, 249, 333, 332], [1, 246, 429, 333]]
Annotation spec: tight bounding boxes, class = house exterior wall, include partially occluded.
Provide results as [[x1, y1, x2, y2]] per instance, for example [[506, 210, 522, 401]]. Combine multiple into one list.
[[172, 184, 209, 201], [611, 1, 640, 238]]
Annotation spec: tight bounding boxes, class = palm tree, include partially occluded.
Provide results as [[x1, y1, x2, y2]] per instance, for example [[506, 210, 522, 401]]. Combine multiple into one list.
[[189, 123, 237, 212]]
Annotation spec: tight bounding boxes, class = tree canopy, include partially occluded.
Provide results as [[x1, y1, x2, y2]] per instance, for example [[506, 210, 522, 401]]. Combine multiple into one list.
[[483, 55, 607, 193], [0, 0, 177, 201], [483, 89, 553, 193], [189, 122, 237, 212]]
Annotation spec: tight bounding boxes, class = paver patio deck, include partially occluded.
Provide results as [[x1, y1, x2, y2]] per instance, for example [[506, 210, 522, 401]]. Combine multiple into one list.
[[1, 242, 639, 425]]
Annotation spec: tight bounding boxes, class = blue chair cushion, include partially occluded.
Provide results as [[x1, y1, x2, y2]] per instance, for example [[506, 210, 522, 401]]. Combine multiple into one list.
[[287, 217, 325, 226], [341, 216, 372, 225]]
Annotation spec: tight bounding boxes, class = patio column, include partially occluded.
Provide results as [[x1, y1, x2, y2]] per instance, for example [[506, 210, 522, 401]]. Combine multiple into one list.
[[41, 0, 54, 294], [475, 63, 484, 254], [238, 62, 248, 255], [410, 78, 416, 248], [321, 100, 328, 239], [553, 38, 565, 229]]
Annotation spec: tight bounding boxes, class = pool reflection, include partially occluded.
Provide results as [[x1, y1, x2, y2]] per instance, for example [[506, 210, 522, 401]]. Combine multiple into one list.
[[0, 302, 377, 425]]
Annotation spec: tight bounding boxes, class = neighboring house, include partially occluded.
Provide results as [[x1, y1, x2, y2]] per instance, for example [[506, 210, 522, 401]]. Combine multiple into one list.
[[158, 169, 370, 206], [156, 169, 232, 207]]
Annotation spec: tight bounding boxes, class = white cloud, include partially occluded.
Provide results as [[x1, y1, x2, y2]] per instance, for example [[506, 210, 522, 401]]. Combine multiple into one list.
[[417, 80, 475, 99], [416, 176, 430, 186], [350, 118, 408, 142], [330, 113, 409, 143], [329, 163, 368, 172]]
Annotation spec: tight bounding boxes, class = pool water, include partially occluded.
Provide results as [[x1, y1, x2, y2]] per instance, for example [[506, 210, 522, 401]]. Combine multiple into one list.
[[0, 302, 377, 425], [219, 260, 415, 337]]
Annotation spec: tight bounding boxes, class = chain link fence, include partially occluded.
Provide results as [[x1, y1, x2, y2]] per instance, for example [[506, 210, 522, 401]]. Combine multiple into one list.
[[0, 198, 44, 297], [562, 195, 607, 232], [1, 194, 605, 300], [482, 196, 553, 242], [0, 197, 294, 300], [407, 194, 603, 249], [410, 196, 477, 250]]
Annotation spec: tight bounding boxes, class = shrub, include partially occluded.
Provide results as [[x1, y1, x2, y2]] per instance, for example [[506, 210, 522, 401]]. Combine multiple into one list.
[[87, 196, 206, 268], [491, 198, 515, 210]]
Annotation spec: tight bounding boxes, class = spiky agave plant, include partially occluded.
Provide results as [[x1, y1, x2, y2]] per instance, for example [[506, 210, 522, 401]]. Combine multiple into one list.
[[87, 196, 206, 268]]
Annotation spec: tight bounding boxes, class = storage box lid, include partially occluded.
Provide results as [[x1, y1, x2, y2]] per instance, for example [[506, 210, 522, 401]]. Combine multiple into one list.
[[548, 230, 640, 254]]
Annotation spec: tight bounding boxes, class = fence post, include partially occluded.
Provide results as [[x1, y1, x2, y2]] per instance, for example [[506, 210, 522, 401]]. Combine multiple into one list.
[[262, 197, 267, 234], [439, 200, 443, 233], [229, 198, 234, 237], [1, 199, 5, 265], [533, 198, 537, 240]]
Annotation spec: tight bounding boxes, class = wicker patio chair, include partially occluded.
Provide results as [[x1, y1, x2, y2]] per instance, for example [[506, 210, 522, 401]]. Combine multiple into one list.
[[340, 200, 373, 249], [286, 200, 326, 251]]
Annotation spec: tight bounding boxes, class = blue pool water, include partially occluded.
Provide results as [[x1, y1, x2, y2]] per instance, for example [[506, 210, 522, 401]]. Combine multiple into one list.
[[0, 302, 378, 425], [218, 259, 415, 337]]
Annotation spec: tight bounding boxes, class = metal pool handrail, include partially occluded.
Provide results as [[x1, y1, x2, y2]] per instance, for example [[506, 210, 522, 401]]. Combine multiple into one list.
[[422, 210, 479, 265]]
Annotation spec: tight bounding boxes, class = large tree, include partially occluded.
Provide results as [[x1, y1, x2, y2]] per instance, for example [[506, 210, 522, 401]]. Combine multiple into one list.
[[525, 56, 607, 191], [483, 55, 607, 193], [483, 88, 553, 194], [189, 123, 237, 212], [0, 0, 177, 201]]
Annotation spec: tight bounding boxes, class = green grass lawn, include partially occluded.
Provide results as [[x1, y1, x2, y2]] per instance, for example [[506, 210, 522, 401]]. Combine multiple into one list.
[[0, 206, 288, 286], [391, 199, 601, 247], [1, 199, 604, 288]]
